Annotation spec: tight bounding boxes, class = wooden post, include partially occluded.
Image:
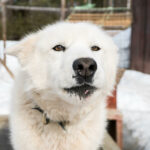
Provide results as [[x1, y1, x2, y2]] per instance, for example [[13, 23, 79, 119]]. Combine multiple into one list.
[[84, 0, 88, 4], [0, 1, 14, 79], [60, 0, 66, 20], [1, 1, 7, 65], [0, 58, 14, 79], [116, 119, 123, 149], [126, 0, 131, 14], [103, 132, 121, 150], [127, 0, 131, 10], [144, 0, 150, 73], [109, 0, 114, 7], [130, 0, 150, 73], [5, 5, 64, 12], [0, 115, 8, 128], [107, 109, 123, 149], [109, 0, 114, 13], [70, 0, 74, 7]]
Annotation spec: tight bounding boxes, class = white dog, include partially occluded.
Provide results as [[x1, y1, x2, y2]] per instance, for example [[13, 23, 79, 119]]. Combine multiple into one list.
[[7, 22, 118, 150]]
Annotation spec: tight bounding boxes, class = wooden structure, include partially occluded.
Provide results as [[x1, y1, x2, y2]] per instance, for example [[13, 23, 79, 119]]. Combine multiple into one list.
[[103, 132, 121, 150], [67, 12, 132, 30], [1, 0, 8, 65], [131, 0, 150, 74], [106, 69, 125, 149], [107, 108, 122, 149], [0, 0, 14, 79], [61, 0, 66, 20]]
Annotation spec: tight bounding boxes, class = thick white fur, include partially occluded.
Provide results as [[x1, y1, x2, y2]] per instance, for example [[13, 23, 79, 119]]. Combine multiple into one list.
[[7, 22, 118, 150]]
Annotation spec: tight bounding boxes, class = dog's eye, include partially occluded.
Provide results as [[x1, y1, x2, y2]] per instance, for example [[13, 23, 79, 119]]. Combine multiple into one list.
[[53, 45, 66, 51], [91, 46, 101, 51]]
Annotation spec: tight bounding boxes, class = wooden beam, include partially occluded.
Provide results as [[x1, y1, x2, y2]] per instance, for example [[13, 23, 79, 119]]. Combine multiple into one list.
[[73, 7, 130, 12], [131, 0, 150, 73], [130, 0, 147, 72], [116, 119, 123, 149], [0, 0, 9, 3], [0, 4, 131, 13], [0, 115, 8, 129], [1, 2, 7, 65], [2, 5, 68, 12], [103, 132, 121, 150], [107, 109, 122, 121], [109, 0, 114, 8], [107, 109, 123, 149], [144, 0, 150, 73], [127, 0, 131, 9], [0, 58, 14, 79]]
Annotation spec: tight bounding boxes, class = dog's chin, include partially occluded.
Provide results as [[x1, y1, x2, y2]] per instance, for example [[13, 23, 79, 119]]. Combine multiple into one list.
[[64, 83, 97, 99]]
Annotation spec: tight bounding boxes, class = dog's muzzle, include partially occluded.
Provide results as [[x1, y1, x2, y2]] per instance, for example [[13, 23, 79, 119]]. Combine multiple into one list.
[[64, 84, 96, 99], [63, 58, 97, 99], [72, 58, 97, 84]]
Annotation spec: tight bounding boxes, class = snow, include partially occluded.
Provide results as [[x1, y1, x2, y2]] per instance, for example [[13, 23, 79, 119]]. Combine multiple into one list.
[[113, 27, 131, 68], [118, 70, 150, 111], [117, 70, 150, 150], [0, 40, 18, 58], [0, 41, 19, 115]]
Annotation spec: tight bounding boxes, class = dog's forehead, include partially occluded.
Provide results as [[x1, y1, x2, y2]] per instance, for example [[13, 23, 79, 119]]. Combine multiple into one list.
[[41, 22, 101, 39], [37, 22, 114, 50]]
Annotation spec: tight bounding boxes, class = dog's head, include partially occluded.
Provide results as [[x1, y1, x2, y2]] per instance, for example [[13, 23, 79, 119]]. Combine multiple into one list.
[[6, 22, 118, 105]]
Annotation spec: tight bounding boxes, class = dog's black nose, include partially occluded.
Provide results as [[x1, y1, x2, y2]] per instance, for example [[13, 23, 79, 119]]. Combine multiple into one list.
[[73, 58, 97, 82]]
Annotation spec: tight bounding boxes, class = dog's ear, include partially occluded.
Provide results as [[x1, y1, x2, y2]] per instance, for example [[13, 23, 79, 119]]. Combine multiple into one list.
[[5, 33, 37, 64]]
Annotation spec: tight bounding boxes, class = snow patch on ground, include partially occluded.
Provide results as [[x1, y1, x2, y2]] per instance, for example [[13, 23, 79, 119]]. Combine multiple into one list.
[[118, 70, 150, 111], [118, 70, 150, 150], [0, 41, 19, 115], [0, 40, 18, 58], [113, 28, 131, 68]]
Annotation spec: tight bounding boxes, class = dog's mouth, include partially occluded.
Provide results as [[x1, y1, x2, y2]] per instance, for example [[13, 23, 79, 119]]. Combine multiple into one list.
[[64, 84, 97, 99]]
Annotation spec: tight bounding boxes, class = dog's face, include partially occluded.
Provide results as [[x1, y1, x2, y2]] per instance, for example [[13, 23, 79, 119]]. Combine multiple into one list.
[[7, 22, 118, 105]]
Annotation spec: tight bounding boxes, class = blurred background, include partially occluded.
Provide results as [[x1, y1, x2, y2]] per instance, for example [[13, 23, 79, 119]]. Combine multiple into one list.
[[0, 0, 150, 150]]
